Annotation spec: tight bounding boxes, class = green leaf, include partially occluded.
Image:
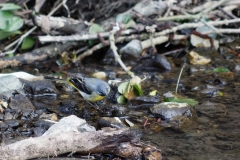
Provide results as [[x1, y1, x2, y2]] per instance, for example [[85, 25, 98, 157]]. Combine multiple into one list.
[[21, 36, 35, 50], [0, 10, 23, 31], [118, 82, 129, 94], [0, 10, 14, 30], [165, 97, 198, 106], [206, 67, 229, 73], [0, 3, 21, 11], [88, 23, 104, 46], [0, 30, 21, 40], [89, 23, 104, 33], [117, 95, 127, 104], [133, 84, 143, 96], [116, 14, 131, 24], [5, 16, 23, 32], [124, 19, 136, 29]]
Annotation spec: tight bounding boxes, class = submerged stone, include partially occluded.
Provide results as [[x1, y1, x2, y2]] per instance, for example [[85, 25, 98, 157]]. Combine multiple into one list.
[[20, 79, 57, 96], [9, 94, 35, 117], [194, 101, 227, 118], [151, 102, 192, 120], [151, 102, 193, 130]]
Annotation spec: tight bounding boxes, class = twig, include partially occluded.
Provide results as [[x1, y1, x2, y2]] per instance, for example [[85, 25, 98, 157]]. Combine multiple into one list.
[[109, 24, 134, 77], [38, 29, 136, 43], [175, 63, 186, 94], [157, 14, 203, 21], [163, 2, 173, 17], [200, 28, 240, 34], [218, 7, 238, 19], [155, 18, 240, 37], [200, 18, 224, 36], [202, 0, 230, 13]]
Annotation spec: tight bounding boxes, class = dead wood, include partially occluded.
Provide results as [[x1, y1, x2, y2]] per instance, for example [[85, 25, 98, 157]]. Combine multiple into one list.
[[0, 128, 142, 160], [0, 42, 79, 69], [34, 15, 87, 34]]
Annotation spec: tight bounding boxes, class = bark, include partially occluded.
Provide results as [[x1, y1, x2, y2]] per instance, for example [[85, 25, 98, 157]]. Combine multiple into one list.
[[0, 42, 79, 69], [0, 128, 142, 160]]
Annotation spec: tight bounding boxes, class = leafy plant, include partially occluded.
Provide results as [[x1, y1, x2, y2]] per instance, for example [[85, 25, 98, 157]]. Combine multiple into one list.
[[21, 36, 35, 50], [117, 76, 143, 104], [88, 23, 104, 46], [0, 3, 23, 40]]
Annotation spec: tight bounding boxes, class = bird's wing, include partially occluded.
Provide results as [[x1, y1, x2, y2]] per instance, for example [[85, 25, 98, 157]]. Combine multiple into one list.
[[69, 78, 92, 95]]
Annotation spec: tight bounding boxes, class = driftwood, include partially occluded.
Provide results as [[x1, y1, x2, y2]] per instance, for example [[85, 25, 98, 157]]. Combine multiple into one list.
[[0, 42, 79, 69], [0, 128, 143, 160]]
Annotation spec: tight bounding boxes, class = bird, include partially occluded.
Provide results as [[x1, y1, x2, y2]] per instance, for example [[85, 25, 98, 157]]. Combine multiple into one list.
[[67, 77, 110, 102]]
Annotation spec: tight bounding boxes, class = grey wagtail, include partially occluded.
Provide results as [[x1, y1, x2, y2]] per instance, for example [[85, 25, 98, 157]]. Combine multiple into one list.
[[67, 77, 110, 102]]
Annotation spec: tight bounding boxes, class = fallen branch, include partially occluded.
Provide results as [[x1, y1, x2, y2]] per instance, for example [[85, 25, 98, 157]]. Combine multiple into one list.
[[0, 42, 79, 69], [0, 128, 142, 160], [76, 33, 149, 60], [38, 29, 136, 43], [156, 18, 240, 37]]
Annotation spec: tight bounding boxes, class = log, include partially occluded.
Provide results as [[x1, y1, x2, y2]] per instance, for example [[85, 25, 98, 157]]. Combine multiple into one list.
[[0, 128, 142, 160]]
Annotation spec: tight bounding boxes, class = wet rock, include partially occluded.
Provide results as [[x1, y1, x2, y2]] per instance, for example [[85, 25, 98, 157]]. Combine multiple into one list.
[[43, 115, 96, 136], [33, 119, 55, 136], [3, 112, 14, 120], [120, 39, 142, 58], [189, 66, 207, 74], [31, 96, 58, 111], [2, 119, 21, 128], [151, 102, 192, 120], [213, 78, 227, 86], [17, 127, 33, 136], [0, 113, 3, 121], [111, 105, 127, 116], [128, 110, 144, 117], [9, 94, 35, 117], [234, 64, 240, 73], [151, 102, 193, 130], [134, 54, 171, 72], [200, 85, 223, 98], [0, 75, 25, 97], [98, 117, 127, 129], [194, 101, 227, 118], [129, 96, 160, 109], [58, 101, 77, 115], [33, 127, 48, 137], [21, 79, 57, 96]]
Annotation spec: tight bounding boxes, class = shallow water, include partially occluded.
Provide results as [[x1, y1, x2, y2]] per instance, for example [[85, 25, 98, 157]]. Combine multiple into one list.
[[140, 68, 240, 160], [1, 58, 240, 160]]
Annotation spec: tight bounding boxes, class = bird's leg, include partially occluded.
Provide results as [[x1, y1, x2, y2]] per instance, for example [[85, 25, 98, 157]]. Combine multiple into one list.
[[85, 100, 103, 112]]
